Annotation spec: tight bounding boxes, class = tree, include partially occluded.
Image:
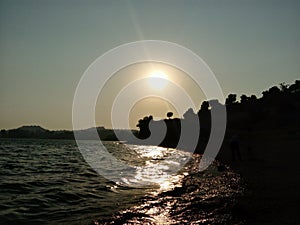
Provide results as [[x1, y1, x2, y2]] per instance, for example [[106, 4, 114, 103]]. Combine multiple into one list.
[[289, 80, 300, 93], [262, 86, 280, 99], [250, 95, 257, 101], [136, 115, 153, 139], [240, 94, 250, 104], [200, 101, 209, 111], [279, 82, 289, 93], [167, 112, 173, 119], [269, 86, 280, 95], [225, 94, 237, 105]]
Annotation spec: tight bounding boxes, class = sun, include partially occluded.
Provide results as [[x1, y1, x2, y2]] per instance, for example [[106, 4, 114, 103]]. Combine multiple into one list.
[[148, 71, 169, 90]]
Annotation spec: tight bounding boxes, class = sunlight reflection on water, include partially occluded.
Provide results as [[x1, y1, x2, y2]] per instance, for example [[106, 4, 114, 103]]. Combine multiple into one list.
[[105, 147, 244, 225], [127, 145, 191, 190]]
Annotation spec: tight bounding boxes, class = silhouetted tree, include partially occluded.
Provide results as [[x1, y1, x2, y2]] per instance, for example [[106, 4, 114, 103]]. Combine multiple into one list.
[[240, 94, 250, 104], [250, 95, 257, 101], [136, 115, 153, 139], [225, 94, 237, 105], [289, 80, 300, 93], [167, 112, 173, 119], [262, 86, 281, 98], [295, 80, 300, 91], [279, 82, 289, 93], [200, 101, 209, 111], [269, 86, 281, 93]]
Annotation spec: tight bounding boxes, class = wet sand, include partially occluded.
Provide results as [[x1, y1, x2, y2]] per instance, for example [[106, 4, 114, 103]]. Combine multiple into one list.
[[217, 128, 300, 224]]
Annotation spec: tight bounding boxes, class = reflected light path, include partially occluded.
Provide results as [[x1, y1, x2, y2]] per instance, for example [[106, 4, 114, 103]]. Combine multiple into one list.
[[120, 145, 191, 191]]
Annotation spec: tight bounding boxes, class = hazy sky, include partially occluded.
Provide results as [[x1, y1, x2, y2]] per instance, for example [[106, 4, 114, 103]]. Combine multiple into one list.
[[1, 0, 299, 130]]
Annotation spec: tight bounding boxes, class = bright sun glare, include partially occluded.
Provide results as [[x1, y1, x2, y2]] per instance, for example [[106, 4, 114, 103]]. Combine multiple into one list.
[[148, 71, 169, 90]]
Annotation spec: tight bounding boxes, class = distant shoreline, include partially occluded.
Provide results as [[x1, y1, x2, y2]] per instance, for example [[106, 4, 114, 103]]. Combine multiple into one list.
[[0, 125, 137, 141]]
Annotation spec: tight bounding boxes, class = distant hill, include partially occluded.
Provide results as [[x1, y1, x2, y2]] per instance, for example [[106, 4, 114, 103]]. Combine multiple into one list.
[[0, 125, 137, 141], [17, 125, 47, 133]]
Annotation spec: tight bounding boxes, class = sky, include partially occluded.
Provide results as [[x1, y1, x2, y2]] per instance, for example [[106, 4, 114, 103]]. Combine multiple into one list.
[[0, 0, 299, 130]]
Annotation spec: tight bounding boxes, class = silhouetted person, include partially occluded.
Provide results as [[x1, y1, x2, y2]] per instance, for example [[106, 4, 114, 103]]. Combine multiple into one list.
[[230, 134, 242, 161]]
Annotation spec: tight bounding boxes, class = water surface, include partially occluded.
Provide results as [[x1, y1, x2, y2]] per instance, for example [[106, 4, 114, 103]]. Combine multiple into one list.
[[0, 139, 243, 224]]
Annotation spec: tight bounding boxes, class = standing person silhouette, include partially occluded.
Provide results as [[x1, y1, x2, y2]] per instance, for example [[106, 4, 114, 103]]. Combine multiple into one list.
[[230, 134, 242, 161]]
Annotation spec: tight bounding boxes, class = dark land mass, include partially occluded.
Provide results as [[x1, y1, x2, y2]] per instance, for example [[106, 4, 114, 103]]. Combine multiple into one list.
[[0, 125, 137, 141], [133, 80, 300, 224], [136, 81, 300, 153]]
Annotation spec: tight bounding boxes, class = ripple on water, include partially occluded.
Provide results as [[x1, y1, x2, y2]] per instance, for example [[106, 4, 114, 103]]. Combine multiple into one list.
[[97, 156, 244, 225], [0, 139, 244, 225]]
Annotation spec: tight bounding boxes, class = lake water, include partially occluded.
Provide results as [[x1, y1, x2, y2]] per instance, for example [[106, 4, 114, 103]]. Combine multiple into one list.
[[0, 139, 244, 224]]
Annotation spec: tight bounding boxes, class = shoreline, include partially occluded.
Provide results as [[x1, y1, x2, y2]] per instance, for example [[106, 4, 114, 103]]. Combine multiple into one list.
[[215, 128, 300, 224], [2, 131, 299, 224], [132, 126, 300, 224]]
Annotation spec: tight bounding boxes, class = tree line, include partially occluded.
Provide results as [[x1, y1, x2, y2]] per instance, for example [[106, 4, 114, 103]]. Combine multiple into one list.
[[136, 80, 300, 152]]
